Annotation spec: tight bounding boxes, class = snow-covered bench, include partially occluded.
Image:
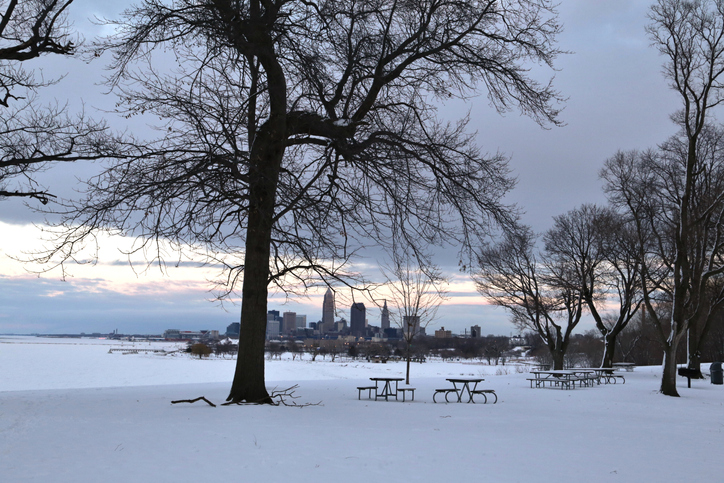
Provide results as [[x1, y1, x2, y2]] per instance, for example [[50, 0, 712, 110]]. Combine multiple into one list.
[[357, 386, 376, 400], [433, 388, 458, 402], [471, 389, 497, 403], [397, 387, 416, 402]]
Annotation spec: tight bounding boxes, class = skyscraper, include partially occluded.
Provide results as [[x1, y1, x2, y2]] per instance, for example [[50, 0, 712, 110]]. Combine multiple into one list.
[[350, 302, 366, 337], [380, 300, 390, 330], [322, 288, 335, 333], [282, 312, 297, 335]]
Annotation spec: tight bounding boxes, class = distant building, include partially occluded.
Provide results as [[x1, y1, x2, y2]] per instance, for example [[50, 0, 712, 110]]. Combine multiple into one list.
[[510, 334, 526, 346], [435, 326, 452, 339], [226, 322, 240, 337], [163, 329, 219, 341], [282, 312, 297, 335], [380, 300, 390, 330], [470, 325, 481, 338], [383, 327, 400, 339], [402, 315, 422, 340], [322, 288, 335, 333], [266, 320, 280, 339], [296, 314, 307, 329], [164, 329, 181, 340], [350, 303, 366, 337]]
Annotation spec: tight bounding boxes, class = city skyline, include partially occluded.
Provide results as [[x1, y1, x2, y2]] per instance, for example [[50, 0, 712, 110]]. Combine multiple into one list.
[[0, 1, 683, 337]]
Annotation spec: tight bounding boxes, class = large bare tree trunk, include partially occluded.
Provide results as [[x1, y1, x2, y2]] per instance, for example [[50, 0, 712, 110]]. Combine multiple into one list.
[[660, 341, 680, 397], [226, 108, 286, 403], [601, 334, 616, 368], [551, 349, 565, 370], [226, 181, 275, 403]]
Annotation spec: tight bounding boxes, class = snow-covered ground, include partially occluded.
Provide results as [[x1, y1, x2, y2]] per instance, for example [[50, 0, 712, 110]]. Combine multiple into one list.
[[1, 336, 722, 482]]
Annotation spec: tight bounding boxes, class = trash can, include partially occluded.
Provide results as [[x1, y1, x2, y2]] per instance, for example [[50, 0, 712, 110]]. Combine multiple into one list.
[[711, 362, 723, 385]]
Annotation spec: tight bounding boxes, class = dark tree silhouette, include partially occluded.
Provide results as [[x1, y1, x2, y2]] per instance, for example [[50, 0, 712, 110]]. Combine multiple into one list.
[[37, 0, 563, 403], [475, 226, 585, 370], [543, 204, 643, 368], [0, 0, 120, 203], [602, 126, 724, 394], [635, 0, 724, 396]]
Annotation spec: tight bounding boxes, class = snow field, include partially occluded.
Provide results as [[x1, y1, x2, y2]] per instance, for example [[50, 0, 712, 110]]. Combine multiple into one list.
[[1, 337, 723, 482]]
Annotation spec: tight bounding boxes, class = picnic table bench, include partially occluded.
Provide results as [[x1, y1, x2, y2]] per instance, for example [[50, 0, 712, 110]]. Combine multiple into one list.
[[397, 386, 416, 402], [433, 388, 459, 403], [357, 385, 377, 400], [471, 389, 498, 404]]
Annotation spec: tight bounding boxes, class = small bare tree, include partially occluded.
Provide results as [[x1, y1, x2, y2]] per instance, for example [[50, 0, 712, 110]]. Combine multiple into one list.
[[191, 342, 212, 359], [475, 226, 586, 370], [382, 247, 447, 384], [543, 204, 643, 368]]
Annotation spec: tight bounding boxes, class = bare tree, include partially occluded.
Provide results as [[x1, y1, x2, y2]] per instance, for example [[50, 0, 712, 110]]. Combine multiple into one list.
[[602, 129, 724, 394], [381, 247, 447, 384], [0, 0, 121, 203], [543, 204, 643, 368], [36, 0, 563, 403], [627, 0, 724, 396], [475, 226, 585, 370]]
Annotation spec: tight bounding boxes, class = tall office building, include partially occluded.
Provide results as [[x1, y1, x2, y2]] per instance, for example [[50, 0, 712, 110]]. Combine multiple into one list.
[[266, 320, 280, 339], [380, 300, 390, 330], [322, 288, 335, 333], [350, 303, 366, 337], [282, 312, 297, 335], [226, 322, 240, 337]]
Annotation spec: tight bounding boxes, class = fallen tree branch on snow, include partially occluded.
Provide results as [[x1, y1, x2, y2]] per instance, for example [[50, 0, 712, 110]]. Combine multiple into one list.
[[171, 396, 217, 407]]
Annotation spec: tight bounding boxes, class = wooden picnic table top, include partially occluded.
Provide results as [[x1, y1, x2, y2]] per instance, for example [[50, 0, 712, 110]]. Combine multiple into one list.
[[531, 370, 594, 377], [369, 377, 405, 382], [446, 377, 484, 383], [531, 369, 577, 374]]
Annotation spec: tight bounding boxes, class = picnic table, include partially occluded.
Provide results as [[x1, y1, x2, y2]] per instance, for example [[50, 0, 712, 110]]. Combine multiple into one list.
[[576, 367, 626, 384], [433, 378, 496, 403], [369, 377, 405, 401], [527, 370, 596, 389]]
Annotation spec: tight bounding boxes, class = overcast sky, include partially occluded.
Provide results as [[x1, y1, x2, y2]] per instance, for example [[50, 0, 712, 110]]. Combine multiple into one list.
[[0, 1, 685, 336]]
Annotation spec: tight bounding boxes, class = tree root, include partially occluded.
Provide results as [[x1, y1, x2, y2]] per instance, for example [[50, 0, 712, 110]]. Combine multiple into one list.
[[222, 385, 322, 407], [171, 386, 322, 408]]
